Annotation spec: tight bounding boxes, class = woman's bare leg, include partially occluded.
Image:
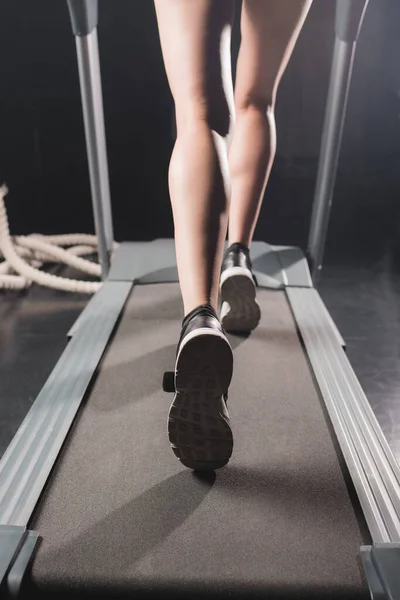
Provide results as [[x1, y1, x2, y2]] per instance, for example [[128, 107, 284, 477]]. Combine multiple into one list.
[[154, 0, 234, 314], [228, 0, 312, 247]]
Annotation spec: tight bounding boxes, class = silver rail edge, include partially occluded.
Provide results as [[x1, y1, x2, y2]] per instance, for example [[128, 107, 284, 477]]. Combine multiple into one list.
[[0, 281, 132, 527], [287, 287, 400, 544]]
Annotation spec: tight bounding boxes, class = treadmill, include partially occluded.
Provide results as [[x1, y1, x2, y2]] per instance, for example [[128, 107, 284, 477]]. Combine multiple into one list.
[[1, 0, 400, 598]]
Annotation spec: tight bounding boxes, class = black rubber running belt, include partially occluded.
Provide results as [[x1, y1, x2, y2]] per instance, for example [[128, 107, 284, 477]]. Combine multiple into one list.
[[26, 284, 369, 599]]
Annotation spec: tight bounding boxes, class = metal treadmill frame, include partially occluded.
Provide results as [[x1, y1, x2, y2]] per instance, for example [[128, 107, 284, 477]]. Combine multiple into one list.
[[1, 1, 399, 598]]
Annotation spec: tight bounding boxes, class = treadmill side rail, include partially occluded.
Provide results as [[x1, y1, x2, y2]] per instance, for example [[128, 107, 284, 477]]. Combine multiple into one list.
[[288, 287, 400, 545], [272, 245, 313, 288], [0, 526, 25, 590], [311, 289, 346, 348], [361, 544, 400, 600], [0, 281, 132, 528], [6, 530, 40, 598]]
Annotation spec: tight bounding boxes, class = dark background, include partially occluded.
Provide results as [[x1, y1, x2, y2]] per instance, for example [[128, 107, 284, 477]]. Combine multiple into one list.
[[0, 0, 399, 265]]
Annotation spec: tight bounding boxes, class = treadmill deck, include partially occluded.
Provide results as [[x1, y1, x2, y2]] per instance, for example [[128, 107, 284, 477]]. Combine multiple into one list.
[[28, 284, 368, 598]]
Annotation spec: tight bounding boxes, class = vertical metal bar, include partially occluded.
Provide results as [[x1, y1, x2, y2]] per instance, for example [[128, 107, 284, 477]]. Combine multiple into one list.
[[75, 29, 114, 279], [307, 38, 356, 283], [308, 0, 369, 285]]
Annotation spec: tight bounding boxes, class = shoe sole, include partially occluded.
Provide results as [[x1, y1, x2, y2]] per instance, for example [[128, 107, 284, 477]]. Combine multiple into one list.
[[168, 328, 233, 471], [220, 267, 261, 333]]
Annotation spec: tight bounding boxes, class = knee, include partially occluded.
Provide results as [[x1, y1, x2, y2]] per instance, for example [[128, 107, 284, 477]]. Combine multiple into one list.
[[235, 92, 274, 116], [175, 93, 233, 138]]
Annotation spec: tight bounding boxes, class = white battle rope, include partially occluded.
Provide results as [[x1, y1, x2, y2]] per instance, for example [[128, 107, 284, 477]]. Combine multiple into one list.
[[0, 185, 118, 293]]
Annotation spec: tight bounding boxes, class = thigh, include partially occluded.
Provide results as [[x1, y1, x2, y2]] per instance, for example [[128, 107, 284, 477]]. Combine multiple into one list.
[[235, 0, 313, 109], [154, 0, 234, 135]]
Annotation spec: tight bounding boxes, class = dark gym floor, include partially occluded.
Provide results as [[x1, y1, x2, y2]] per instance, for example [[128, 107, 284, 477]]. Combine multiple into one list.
[[1, 237, 399, 466]]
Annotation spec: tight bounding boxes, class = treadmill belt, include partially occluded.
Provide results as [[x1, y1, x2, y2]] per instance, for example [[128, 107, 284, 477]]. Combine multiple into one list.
[[28, 284, 369, 599]]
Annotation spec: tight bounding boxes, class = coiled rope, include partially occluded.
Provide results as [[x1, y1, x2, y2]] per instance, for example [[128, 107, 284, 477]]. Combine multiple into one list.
[[0, 184, 118, 293]]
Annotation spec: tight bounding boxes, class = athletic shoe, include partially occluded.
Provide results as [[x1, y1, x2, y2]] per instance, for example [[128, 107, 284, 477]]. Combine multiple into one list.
[[220, 243, 261, 333], [163, 304, 233, 470]]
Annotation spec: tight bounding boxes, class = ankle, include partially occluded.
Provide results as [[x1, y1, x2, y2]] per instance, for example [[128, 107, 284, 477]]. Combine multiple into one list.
[[183, 304, 218, 325], [183, 299, 218, 319], [179, 304, 222, 351], [227, 241, 250, 254]]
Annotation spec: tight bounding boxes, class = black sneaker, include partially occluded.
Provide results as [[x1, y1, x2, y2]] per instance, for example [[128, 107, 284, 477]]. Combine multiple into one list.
[[163, 305, 233, 471], [220, 243, 261, 333]]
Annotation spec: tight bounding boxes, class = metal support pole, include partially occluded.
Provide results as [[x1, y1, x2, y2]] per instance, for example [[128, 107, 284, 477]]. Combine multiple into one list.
[[68, 0, 114, 279], [307, 0, 369, 284], [307, 38, 355, 283]]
